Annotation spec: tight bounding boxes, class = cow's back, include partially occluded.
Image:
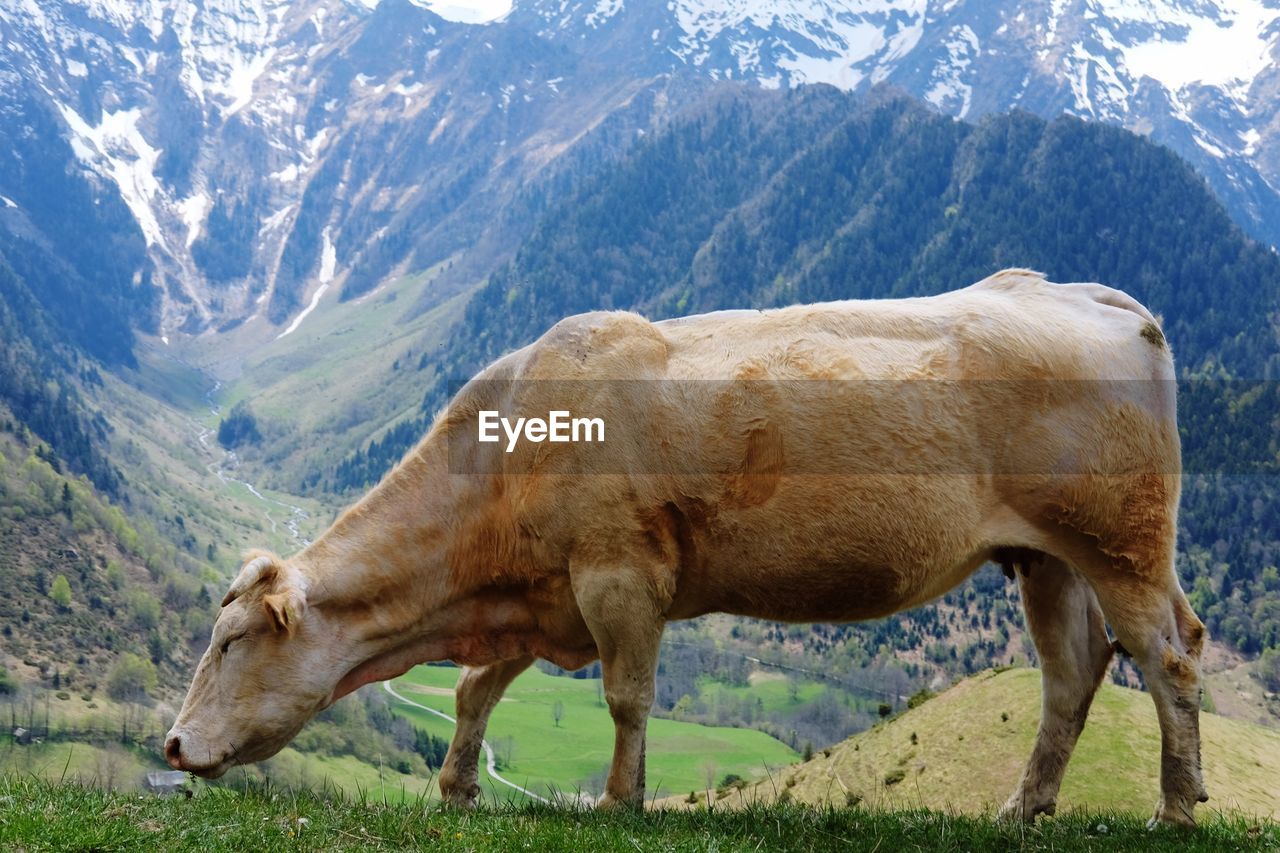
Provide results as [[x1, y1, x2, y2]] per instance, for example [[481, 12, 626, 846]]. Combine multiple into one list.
[[653, 269, 1172, 385]]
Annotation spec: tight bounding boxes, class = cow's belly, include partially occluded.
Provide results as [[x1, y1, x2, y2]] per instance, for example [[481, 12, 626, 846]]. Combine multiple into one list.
[[665, 474, 993, 623], [669, 549, 990, 623]]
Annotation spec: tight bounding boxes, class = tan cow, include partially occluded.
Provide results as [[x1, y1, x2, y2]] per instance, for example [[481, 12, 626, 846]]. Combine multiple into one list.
[[165, 269, 1207, 826]]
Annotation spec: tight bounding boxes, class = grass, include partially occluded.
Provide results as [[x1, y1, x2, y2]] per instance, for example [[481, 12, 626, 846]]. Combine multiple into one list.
[[728, 668, 1280, 819], [0, 776, 1275, 851], [388, 665, 798, 800]]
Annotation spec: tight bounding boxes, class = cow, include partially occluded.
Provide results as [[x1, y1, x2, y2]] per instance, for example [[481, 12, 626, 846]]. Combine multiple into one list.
[[165, 269, 1207, 826]]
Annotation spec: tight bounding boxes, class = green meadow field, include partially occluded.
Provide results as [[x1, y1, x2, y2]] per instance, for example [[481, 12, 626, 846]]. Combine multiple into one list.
[[387, 664, 799, 800]]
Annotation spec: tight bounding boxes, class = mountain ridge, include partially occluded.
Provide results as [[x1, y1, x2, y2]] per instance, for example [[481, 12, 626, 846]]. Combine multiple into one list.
[[2, 0, 1277, 347]]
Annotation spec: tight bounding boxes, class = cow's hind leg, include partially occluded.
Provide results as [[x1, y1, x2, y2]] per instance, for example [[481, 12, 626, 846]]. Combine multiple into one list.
[[572, 567, 665, 808], [999, 555, 1113, 822], [1085, 571, 1207, 827], [438, 655, 535, 808]]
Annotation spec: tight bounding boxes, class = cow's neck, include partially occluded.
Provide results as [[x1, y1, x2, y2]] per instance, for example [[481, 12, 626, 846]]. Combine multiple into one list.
[[300, 436, 537, 701]]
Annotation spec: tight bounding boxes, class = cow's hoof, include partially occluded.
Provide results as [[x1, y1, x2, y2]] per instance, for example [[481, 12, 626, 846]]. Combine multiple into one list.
[[1147, 799, 1197, 829], [997, 795, 1055, 823], [439, 781, 481, 810], [596, 791, 642, 810]]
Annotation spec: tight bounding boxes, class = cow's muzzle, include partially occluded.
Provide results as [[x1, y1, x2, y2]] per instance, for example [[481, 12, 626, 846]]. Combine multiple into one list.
[[163, 729, 232, 777]]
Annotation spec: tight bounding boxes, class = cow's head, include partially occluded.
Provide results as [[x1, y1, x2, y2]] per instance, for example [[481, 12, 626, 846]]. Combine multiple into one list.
[[164, 551, 330, 777]]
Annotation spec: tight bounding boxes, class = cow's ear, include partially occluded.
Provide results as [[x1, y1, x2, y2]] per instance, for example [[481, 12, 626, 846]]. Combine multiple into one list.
[[262, 590, 304, 635]]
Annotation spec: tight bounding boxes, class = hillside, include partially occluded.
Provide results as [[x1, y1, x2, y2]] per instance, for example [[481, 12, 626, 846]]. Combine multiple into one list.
[[707, 668, 1280, 819]]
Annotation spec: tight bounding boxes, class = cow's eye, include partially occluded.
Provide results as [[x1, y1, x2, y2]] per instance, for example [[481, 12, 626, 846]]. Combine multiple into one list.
[[219, 634, 244, 656]]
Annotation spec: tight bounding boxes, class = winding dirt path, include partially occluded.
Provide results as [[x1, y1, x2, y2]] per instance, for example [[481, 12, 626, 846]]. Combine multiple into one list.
[[382, 680, 549, 803]]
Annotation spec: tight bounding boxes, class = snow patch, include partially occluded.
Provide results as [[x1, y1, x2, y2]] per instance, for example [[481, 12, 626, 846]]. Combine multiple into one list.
[[1241, 127, 1261, 157], [177, 191, 210, 248], [585, 0, 623, 28], [1194, 135, 1225, 158], [221, 48, 276, 118], [276, 226, 336, 340], [318, 226, 337, 284], [1121, 0, 1277, 91], [409, 0, 512, 24], [259, 203, 296, 235], [923, 25, 979, 118], [276, 283, 330, 339], [57, 104, 166, 247], [271, 163, 300, 182], [308, 128, 330, 159], [669, 0, 927, 90]]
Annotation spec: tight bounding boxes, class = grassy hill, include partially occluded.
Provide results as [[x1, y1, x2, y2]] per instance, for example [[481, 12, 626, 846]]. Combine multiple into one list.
[[708, 668, 1280, 819], [387, 665, 799, 801], [2, 777, 1276, 851]]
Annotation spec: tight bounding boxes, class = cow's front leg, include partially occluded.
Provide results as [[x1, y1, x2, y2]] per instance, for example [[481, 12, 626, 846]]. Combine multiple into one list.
[[438, 655, 534, 808], [572, 567, 666, 808]]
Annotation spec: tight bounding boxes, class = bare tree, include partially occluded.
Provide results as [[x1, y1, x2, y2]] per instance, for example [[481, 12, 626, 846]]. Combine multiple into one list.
[[93, 746, 127, 791], [494, 735, 516, 770]]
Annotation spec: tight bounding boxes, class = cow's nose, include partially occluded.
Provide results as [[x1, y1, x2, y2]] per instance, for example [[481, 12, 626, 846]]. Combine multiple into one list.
[[164, 734, 184, 770]]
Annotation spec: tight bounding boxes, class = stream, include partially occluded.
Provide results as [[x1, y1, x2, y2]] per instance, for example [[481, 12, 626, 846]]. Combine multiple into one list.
[[193, 380, 311, 548]]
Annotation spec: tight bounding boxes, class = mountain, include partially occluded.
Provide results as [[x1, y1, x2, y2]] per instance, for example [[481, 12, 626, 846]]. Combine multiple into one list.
[[695, 667, 1280, 817], [519, 0, 1280, 250], [447, 88, 1279, 377], [1, 0, 1277, 349], [0, 0, 705, 342]]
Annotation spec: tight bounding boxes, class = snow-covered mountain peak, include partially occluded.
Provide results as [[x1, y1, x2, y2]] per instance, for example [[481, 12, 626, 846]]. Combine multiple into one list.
[[517, 0, 1280, 243]]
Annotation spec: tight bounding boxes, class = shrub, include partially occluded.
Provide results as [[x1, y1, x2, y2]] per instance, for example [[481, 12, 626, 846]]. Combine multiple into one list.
[[217, 402, 262, 449], [49, 575, 72, 609], [907, 688, 935, 709], [1258, 647, 1280, 693], [106, 653, 157, 702], [883, 768, 906, 786]]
